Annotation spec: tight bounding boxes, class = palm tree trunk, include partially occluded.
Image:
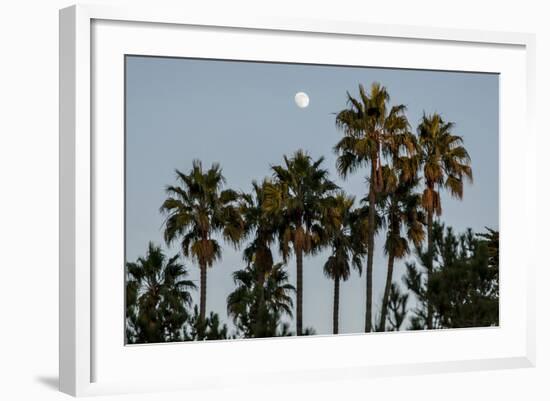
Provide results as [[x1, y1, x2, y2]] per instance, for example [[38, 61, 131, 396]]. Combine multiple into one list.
[[333, 277, 340, 335], [255, 268, 266, 338], [296, 247, 303, 336], [365, 171, 376, 333], [378, 253, 395, 332], [199, 262, 207, 323], [426, 209, 434, 329]]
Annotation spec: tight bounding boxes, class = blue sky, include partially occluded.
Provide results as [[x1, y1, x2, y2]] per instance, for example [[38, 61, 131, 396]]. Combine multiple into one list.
[[125, 56, 499, 336]]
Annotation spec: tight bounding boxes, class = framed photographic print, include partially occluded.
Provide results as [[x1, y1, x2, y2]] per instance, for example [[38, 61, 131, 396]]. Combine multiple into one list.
[[59, 4, 536, 396]]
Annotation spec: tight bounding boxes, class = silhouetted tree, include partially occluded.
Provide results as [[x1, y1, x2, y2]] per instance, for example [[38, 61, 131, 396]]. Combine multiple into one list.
[[263, 150, 338, 335], [126, 243, 196, 344], [386, 283, 409, 331], [417, 114, 473, 328], [185, 305, 230, 340], [322, 193, 365, 334], [161, 161, 244, 323], [334, 83, 410, 332], [405, 225, 498, 329], [238, 179, 281, 337], [227, 262, 295, 338], [377, 172, 424, 331]]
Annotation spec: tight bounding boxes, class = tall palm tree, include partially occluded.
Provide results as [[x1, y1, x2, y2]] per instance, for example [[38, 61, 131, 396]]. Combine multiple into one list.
[[263, 150, 338, 335], [227, 262, 295, 338], [125, 242, 196, 343], [376, 112, 422, 331], [334, 82, 409, 332], [160, 160, 244, 323], [417, 113, 473, 328], [377, 173, 424, 331], [238, 179, 280, 337], [322, 193, 365, 334]]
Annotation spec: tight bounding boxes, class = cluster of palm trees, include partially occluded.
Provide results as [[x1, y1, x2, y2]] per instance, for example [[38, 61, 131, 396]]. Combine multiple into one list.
[[126, 82, 482, 343]]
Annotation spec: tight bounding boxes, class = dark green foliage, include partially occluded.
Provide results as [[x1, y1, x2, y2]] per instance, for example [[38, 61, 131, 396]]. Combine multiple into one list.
[[386, 284, 409, 331], [405, 224, 499, 329], [184, 305, 230, 341], [126, 243, 196, 344], [302, 327, 317, 336], [477, 227, 499, 298], [227, 262, 295, 338]]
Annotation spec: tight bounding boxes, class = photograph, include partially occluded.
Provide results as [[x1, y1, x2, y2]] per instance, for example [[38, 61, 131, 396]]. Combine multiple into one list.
[[124, 55, 499, 344]]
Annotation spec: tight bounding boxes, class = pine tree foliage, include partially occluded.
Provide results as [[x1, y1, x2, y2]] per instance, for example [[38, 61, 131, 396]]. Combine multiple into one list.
[[405, 224, 499, 329], [184, 305, 231, 341]]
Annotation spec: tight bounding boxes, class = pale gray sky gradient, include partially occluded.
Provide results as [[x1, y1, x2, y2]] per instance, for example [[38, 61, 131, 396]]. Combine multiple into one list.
[[125, 56, 499, 336]]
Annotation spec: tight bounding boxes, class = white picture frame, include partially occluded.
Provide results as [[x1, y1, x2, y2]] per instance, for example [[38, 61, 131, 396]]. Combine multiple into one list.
[[59, 3, 536, 397]]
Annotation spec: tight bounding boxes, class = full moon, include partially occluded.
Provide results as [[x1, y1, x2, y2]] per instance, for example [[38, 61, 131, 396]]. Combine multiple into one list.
[[294, 92, 310, 108]]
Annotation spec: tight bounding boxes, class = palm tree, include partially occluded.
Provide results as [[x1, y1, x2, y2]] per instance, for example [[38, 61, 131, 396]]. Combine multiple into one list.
[[238, 179, 280, 337], [377, 173, 424, 331], [334, 82, 409, 332], [322, 193, 365, 334], [376, 114, 422, 331], [417, 113, 473, 328], [125, 242, 196, 343], [160, 160, 244, 323], [227, 262, 295, 338], [263, 150, 338, 335]]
